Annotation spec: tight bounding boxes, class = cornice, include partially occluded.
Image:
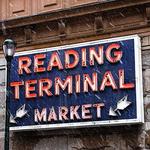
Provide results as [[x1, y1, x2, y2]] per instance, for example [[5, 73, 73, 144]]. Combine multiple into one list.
[[0, 0, 150, 30], [0, 0, 150, 52]]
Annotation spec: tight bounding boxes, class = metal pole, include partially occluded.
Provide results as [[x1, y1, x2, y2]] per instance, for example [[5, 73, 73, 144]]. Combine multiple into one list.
[[4, 58, 11, 150]]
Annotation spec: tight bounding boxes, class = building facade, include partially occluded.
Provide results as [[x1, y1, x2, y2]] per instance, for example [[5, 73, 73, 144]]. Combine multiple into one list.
[[0, 0, 150, 149]]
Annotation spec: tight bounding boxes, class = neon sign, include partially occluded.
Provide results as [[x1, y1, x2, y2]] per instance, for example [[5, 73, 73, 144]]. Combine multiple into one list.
[[9, 35, 144, 131]]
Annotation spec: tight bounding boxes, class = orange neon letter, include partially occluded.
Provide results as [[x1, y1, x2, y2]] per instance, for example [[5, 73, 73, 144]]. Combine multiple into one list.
[[39, 78, 52, 97], [89, 46, 104, 66], [10, 81, 24, 99], [83, 73, 98, 92], [106, 43, 122, 63], [82, 48, 87, 67], [100, 71, 117, 91], [25, 80, 37, 99], [34, 54, 46, 73], [47, 52, 63, 71], [18, 56, 32, 74], [65, 49, 79, 69], [119, 69, 134, 89], [55, 76, 73, 95]]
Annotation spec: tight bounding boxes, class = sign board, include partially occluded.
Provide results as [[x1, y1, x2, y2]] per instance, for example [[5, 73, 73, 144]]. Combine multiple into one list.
[[9, 35, 144, 131]]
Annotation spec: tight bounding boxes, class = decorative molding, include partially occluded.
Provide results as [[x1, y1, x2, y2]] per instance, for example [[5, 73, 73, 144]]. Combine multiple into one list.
[[24, 26, 33, 44], [1, 0, 150, 30], [146, 7, 150, 23], [58, 20, 66, 38], [0, 3, 149, 49], [94, 16, 104, 33], [1, 22, 7, 36]]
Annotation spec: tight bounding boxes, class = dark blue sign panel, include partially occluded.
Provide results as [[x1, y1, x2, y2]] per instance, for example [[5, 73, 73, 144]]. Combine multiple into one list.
[[9, 35, 144, 131]]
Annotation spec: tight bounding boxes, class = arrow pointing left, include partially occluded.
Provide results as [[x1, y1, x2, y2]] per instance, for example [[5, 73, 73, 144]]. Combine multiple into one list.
[[10, 114, 17, 124], [15, 104, 28, 118]]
